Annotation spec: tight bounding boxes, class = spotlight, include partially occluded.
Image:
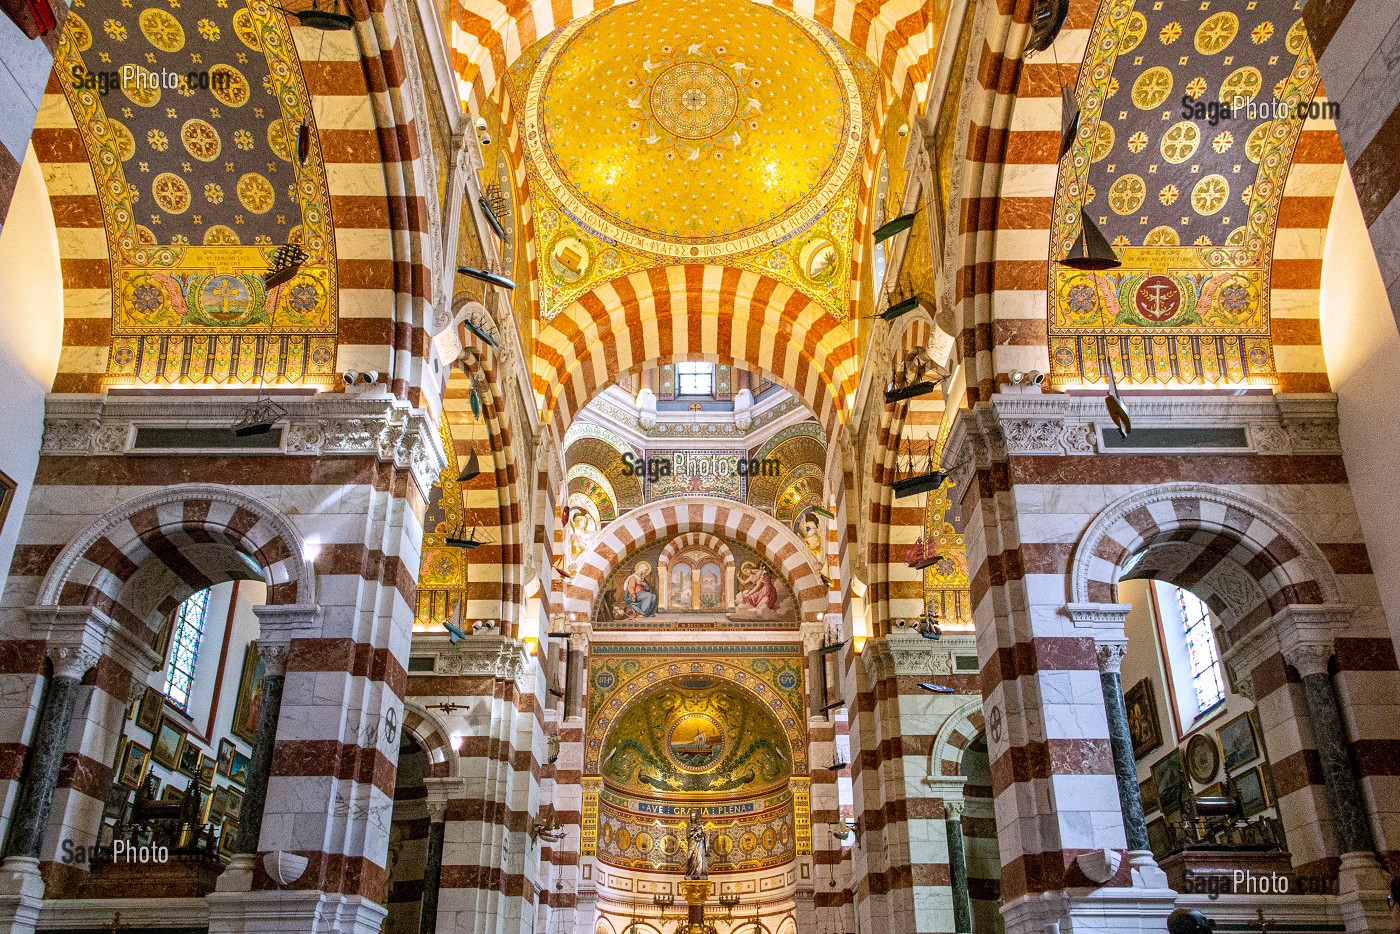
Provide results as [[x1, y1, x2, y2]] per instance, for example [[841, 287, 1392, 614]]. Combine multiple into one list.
[[357, 370, 379, 385], [475, 117, 488, 133], [342, 370, 360, 386], [1009, 370, 1026, 385], [1027, 370, 1045, 385]]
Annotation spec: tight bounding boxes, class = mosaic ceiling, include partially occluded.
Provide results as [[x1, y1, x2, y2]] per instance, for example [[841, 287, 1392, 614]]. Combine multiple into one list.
[[508, 0, 879, 319], [1049, 0, 1319, 388], [59, 0, 335, 386], [598, 676, 793, 798]]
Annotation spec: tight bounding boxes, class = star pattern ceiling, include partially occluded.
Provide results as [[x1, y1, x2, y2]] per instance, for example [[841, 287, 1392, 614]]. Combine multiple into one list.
[[1049, 0, 1321, 389], [58, 0, 337, 387]]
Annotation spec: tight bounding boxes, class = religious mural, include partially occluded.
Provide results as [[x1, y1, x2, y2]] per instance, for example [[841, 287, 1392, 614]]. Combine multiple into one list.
[[599, 676, 792, 797], [1049, 0, 1321, 387], [57, 0, 338, 386], [596, 792, 795, 873], [593, 535, 798, 626]]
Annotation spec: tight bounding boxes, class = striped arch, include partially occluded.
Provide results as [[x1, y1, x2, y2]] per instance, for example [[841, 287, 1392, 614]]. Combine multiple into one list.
[[36, 484, 312, 644], [658, 533, 736, 609], [931, 698, 985, 779], [562, 497, 827, 619], [944, 0, 1347, 405], [431, 316, 526, 634], [534, 265, 860, 446], [1070, 483, 1341, 644], [401, 703, 458, 779], [866, 311, 944, 635], [449, 0, 939, 113], [37, 4, 439, 400]]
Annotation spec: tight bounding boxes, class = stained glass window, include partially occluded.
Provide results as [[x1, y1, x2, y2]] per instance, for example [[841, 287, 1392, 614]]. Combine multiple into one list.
[[1176, 587, 1225, 714], [676, 362, 714, 396], [164, 589, 210, 712]]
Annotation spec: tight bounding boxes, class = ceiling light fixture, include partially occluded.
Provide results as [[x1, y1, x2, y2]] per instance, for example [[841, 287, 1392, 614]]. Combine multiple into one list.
[[277, 0, 356, 31]]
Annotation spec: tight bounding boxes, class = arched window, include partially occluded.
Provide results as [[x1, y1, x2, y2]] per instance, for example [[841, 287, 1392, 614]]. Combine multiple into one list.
[[1176, 586, 1226, 714], [164, 589, 210, 712]]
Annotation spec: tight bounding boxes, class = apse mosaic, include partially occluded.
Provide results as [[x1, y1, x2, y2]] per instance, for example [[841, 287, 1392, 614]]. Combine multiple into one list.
[[58, 0, 337, 386], [596, 792, 795, 872], [506, 0, 880, 319], [598, 677, 793, 797], [592, 535, 799, 628], [1049, 0, 1321, 387]]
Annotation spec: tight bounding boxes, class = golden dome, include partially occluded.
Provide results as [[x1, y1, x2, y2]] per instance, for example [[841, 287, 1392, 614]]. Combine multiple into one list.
[[522, 0, 864, 256]]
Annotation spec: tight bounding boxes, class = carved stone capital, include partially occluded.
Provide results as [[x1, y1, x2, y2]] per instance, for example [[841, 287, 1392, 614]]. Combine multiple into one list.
[[48, 645, 100, 680], [254, 641, 292, 678], [1095, 639, 1129, 675], [1275, 603, 1352, 677], [1281, 641, 1333, 678]]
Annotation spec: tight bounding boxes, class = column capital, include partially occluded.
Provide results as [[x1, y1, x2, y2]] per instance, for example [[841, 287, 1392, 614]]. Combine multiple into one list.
[[1275, 603, 1352, 677], [423, 776, 466, 822], [48, 645, 100, 680], [253, 641, 292, 677], [25, 605, 154, 679], [1095, 639, 1129, 675]]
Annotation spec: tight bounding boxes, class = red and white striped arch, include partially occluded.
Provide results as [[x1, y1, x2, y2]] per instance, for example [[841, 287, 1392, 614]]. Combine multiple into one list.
[[533, 265, 860, 446], [448, 0, 940, 112], [36, 483, 314, 642], [562, 497, 828, 619]]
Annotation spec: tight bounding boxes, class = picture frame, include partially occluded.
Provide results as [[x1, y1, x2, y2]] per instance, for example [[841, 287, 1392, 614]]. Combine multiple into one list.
[[216, 738, 236, 777], [1145, 816, 1169, 859], [97, 824, 115, 849], [117, 740, 149, 790], [1186, 733, 1220, 785], [136, 685, 164, 733], [232, 648, 266, 745], [209, 788, 230, 824], [1150, 749, 1188, 817], [1124, 678, 1163, 759], [160, 785, 184, 804], [1138, 776, 1160, 814], [198, 762, 216, 791], [229, 750, 251, 787], [1236, 767, 1267, 817], [151, 719, 183, 769], [226, 789, 243, 821], [219, 818, 239, 857], [1219, 711, 1260, 772], [0, 468, 15, 538], [103, 782, 130, 821], [177, 738, 203, 777]]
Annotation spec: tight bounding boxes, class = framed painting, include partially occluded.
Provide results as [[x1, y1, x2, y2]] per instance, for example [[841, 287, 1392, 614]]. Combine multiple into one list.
[[1139, 776, 1160, 814], [208, 788, 230, 824], [160, 785, 184, 804], [0, 469, 14, 538], [103, 782, 130, 821], [216, 738, 236, 777], [219, 818, 239, 856], [1124, 678, 1163, 759], [232, 648, 266, 745], [1219, 711, 1260, 772], [152, 719, 183, 769], [117, 739, 149, 789], [1150, 749, 1188, 817], [177, 739, 202, 777], [229, 750, 251, 787], [198, 762, 216, 791], [136, 685, 164, 733], [1145, 817, 1170, 859], [226, 789, 243, 820], [1236, 767, 1267, 816]]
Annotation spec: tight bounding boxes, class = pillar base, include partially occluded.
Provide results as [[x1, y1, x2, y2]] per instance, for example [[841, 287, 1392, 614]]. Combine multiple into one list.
[[214, 854, 257, 893], [1127, 850, 1171, 890], [1002, 885, 1177, 934], [0, 856, 45, 934], [205, 888, 387, 934], [1336, 851, 1390, 934]]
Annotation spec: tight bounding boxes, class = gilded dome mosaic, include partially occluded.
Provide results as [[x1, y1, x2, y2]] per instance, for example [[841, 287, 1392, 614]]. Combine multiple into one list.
[[521, 0, 864, 255]]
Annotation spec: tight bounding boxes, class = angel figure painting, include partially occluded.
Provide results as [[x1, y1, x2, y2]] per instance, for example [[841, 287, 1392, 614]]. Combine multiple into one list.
[[729, 561, 794, 621]]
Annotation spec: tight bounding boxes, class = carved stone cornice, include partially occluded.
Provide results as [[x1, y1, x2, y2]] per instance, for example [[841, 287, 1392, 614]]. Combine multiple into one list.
[[864, 631, 977, 678], [41, 394, 448, 499], [946, 393, 1343, 462], [416, 635, 531, 684]]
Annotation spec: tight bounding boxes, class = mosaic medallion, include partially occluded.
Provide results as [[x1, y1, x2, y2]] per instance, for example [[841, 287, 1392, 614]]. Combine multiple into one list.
[[666, 713, 725, 773], [650, 62, 738, 139]]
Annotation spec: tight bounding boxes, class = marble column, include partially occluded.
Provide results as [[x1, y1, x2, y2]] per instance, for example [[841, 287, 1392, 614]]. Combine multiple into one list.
[[1065, 603, 1170, 890], [233, 640, 290, 856], [1, 645, 98, 860], [420, 800, 447, 934], [1282, 643, 1374, 855], [945, 802, 972, 934]]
